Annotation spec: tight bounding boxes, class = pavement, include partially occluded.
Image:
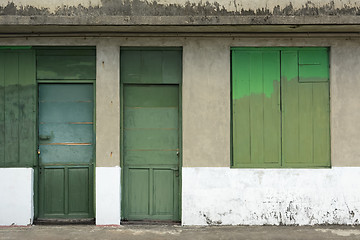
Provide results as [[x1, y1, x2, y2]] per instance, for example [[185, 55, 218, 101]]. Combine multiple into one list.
[[1, 225, 360, 240]]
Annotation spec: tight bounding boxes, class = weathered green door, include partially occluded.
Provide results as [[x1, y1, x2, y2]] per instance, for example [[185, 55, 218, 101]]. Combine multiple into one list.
[[123, 84, 180, 221], [121, 48, 182, 221], [38, 84, 94, 219]]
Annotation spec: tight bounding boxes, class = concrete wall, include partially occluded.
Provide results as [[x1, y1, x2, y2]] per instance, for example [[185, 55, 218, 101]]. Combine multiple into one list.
[[1, 0, 360, 31], [0, 36, 359, 225], [2, 0, 360, 16], [0, 168, 34, 226]]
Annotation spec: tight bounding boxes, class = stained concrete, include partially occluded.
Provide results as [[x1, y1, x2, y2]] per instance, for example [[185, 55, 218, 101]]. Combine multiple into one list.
[[1, 0, 360, 29], [96, 43, 120, 167], [182, 39, 230, 167], [2, 0, 360, 16], [1, 225, 360, 240]]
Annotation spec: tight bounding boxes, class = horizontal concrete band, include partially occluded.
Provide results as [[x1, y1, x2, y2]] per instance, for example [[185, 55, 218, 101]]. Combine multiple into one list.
[[182, 167, 360, 225], [1, 16, 360, 27]]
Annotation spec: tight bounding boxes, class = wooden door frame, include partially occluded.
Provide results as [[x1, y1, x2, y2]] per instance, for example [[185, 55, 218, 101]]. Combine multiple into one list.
[[34, 80, 96, 220], [120, 82, 182, 222]]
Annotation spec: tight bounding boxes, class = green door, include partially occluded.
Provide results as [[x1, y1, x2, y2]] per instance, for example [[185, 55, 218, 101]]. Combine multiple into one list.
[[123, 84, 180, 221], [38, 84, 94, 219]]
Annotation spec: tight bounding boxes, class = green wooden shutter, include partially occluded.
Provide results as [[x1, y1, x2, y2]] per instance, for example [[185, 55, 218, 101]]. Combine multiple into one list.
[[0, 50, 36, 167], [281, 49, 330, 167], [232, 49, 281, 167]]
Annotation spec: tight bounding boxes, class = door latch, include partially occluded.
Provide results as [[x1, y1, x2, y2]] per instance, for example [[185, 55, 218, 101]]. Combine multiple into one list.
[[37, 148, 40, 155]]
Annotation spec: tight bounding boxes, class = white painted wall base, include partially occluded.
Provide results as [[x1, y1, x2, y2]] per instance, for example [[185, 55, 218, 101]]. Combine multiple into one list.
[[182, 167, 360, 225], [95, 167, 121, 225], [0, 168, 34, 226]]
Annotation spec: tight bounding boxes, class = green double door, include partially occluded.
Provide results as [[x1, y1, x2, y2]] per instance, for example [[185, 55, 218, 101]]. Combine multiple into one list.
[[122, 84, 180, 221], [38, 84, 94, 219]]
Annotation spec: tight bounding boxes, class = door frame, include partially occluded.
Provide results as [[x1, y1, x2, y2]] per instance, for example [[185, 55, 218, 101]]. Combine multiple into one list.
[[34, 80, 96, 220], [120, 49, 183, 222]]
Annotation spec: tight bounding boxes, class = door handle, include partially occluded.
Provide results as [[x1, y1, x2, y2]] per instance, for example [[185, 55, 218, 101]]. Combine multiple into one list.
[[39, 135, 51, 140], [37, 148, 41, 155]]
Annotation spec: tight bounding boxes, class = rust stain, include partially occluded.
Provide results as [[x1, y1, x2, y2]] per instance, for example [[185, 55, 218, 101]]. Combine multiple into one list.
[[39, 122, 93, 124], [125, 107, 178, 109], [39, 100, 92, 103], [110, 152, 113, 157], [127, 149, 179, 151], [69, 122, 93, 124], [40, 143, 92, 146], [124, 128, 178, 130]]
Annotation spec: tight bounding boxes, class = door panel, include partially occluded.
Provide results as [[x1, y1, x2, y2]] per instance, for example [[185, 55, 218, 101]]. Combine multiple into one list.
[[0, 50, 36, 167], [43, 168, 65, 215], [123, 84, 180, 221], [232, 50, 281, 167], [38, 84, 94, 219], [281, 50, 330, 167]]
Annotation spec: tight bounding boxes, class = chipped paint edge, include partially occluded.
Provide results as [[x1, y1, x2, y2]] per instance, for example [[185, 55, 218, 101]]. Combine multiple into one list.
[[182, 167, 360, 225]]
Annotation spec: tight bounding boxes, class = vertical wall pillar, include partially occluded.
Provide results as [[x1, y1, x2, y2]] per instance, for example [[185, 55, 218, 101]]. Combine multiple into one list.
[[95, 43, 121, 225]]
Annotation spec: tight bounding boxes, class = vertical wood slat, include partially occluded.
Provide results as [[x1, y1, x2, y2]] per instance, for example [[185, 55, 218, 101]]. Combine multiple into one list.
[[281, 51, 300, 165], [313, 83, 330, 166], [4, 52, 20, 166], [0, 52, 4, 166], [19, 51, 36, 167], [262, 51, 281, 164], [298, 84, 313, 163], [249, 52, 265, 164], [232, 51, 251, 164]]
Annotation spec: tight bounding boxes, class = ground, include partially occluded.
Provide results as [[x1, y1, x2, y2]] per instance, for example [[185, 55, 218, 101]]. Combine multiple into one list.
[[1, 225, 360, 240]]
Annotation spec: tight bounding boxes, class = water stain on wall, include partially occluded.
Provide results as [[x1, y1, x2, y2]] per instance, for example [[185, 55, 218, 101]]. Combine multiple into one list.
[[0, 0, 360, 17]]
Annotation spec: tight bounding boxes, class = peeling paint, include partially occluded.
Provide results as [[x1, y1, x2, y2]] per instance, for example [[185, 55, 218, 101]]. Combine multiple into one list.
[[183, 168, 360, 225], [200, 212, 223, 225], [1, 0, 360, 16]]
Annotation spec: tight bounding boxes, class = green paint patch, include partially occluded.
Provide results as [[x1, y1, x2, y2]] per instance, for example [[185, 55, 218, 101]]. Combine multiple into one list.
[[232, 79, 280, 99]]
